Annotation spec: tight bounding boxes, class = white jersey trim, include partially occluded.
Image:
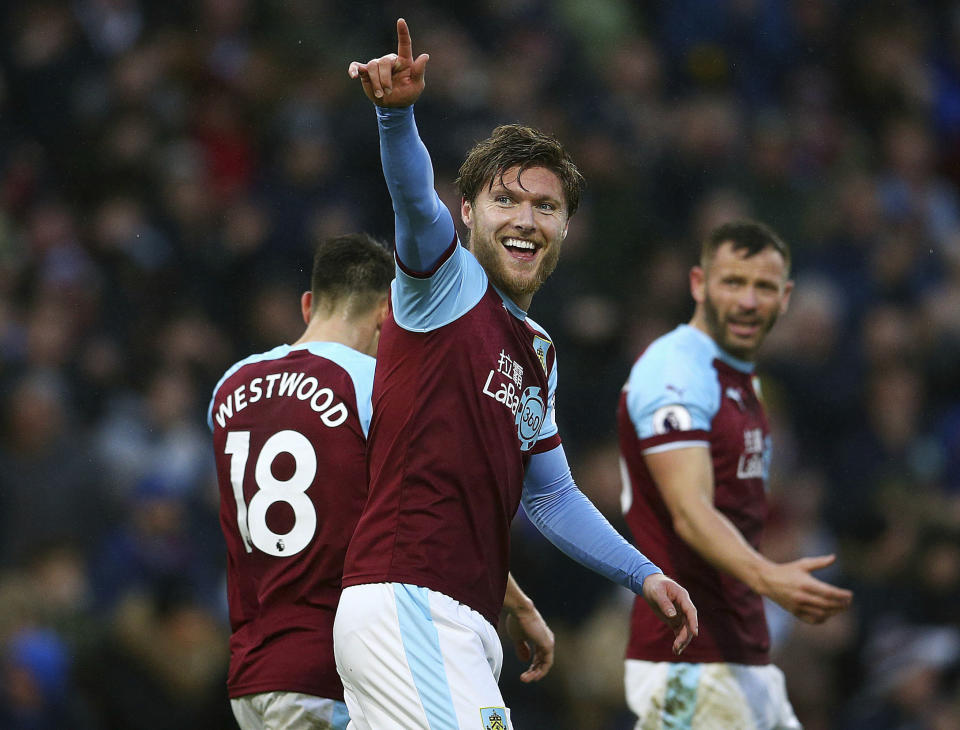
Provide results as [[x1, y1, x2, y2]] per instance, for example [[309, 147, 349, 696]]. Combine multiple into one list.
[[641, 440, 710, 456]]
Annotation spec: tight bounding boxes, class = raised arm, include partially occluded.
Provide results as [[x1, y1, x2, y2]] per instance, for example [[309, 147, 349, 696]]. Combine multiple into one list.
[[348, 18, 454, 273], [523, 445, 698, 656], [645, 445, 853, 624]]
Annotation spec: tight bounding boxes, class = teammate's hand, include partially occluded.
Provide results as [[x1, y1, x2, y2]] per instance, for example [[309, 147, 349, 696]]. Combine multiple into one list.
[[641, 573, 698, 656], [504, 602, 555, 682], [347, 18, 429, 107], [759, 553, 853, 624]]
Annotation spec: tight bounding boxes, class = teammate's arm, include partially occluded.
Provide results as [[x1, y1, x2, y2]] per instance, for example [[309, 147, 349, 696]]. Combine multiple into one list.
[[348, 18, 454, 273], [645, 445, 853, 624], [502, 573, 553, 683], [523, 445, 697, 655]]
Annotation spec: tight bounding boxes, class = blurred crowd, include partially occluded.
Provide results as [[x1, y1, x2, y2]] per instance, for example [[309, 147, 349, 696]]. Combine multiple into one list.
[[0, 0, 959, 728]]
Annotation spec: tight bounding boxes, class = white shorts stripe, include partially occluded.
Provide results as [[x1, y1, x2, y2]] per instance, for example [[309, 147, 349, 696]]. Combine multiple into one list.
[[641, 440, 710, 456], [394, 584, 460, 729]]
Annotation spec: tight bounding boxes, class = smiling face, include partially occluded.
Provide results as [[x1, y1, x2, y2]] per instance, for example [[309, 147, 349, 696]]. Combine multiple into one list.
[[461, 165, 569, 310], [690, 241, 793, 361]]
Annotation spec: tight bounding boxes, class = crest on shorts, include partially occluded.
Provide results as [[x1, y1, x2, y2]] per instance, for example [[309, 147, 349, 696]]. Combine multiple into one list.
[[532, 335, 551, 374], [480, 707, 508, 730]]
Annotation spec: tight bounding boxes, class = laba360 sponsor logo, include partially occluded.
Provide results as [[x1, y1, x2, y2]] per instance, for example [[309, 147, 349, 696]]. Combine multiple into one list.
[[515, 387, 545, 451], [482, 349, 545, 451], [482, 348, 525, 414]]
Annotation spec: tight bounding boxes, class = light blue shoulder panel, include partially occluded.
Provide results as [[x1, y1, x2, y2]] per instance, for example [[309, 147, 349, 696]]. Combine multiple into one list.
[[392, 244, 489, 333], [625, 325, 722, 441], [301, 342, 376, 437]]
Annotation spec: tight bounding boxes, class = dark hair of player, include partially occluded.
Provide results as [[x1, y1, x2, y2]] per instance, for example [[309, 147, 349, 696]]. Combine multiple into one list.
[[702, 219, 792, 275], [310, 233, 393, 318], [455, 124, 585, 216]]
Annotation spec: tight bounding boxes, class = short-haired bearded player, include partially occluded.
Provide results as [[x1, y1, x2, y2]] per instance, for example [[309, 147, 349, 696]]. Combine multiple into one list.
[[334, 19, 698, 730], [618, 221, 853, 729], [208, 234, 392, 730]]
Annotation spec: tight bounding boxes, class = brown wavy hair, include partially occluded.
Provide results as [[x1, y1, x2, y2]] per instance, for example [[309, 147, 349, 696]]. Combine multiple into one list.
[[455, 124, 584, 216]]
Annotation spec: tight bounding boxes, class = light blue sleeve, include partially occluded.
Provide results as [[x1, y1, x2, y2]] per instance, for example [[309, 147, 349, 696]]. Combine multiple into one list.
[[626, 334, 720, 442], [391, 246, 488, 332], [378, 106, 454, 273], [305, 343, 376, 437], [522, 444, 662, 593], [377, 106, 488, 332]]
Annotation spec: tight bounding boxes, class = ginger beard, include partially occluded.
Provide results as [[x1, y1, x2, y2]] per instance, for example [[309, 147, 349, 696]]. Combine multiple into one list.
[[469, 226, 563, 301]]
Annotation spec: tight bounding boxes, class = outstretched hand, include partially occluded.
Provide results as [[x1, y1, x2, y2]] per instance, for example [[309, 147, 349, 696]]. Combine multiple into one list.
[[760, 553, 853, 624], [347, 18, 429, 107], [642, 573, 698, 656]]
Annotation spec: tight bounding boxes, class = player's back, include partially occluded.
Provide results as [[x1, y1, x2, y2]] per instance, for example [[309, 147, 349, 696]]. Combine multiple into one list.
[[209, 342, 375, 700]]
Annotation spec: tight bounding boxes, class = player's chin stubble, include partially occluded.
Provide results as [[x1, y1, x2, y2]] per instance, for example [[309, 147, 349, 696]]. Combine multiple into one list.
[[470, 234, 562, 302], [703, 294, 778, 361]]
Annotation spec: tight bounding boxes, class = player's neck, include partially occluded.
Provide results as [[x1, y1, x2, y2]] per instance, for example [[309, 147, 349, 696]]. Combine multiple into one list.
[[512, 293, 533, 311], [688, 312, 712, 341], [294, 315, 376, 357]]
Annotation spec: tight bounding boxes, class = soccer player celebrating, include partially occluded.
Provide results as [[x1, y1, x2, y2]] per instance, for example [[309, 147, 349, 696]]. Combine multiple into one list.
[[334, 19, 697, 730], [618, 221, 853, 729]]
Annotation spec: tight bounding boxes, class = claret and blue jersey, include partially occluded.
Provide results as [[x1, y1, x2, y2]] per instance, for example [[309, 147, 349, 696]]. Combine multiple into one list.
[[391, 235, 560, 456], [208, 342, 375, 701], [619, 324, 773, 665], [342, 236, 561, 626]]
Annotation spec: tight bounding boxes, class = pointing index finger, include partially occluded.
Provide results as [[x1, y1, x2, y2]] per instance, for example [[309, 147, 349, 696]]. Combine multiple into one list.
[[396, 17, 413, 61]]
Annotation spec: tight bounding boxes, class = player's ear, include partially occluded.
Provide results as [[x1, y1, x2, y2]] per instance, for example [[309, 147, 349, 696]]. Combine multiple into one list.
[[375, 294, 389, 329], [689, 266, 706, 304], [779, 279, 794, 315], [460, 197, 474, 229], [300, 291, 313, 325]]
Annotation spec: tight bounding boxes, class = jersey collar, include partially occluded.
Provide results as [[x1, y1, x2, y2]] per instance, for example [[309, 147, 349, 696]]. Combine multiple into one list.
[[491, 283, 528, 321], [681, 324, 755, 374]]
